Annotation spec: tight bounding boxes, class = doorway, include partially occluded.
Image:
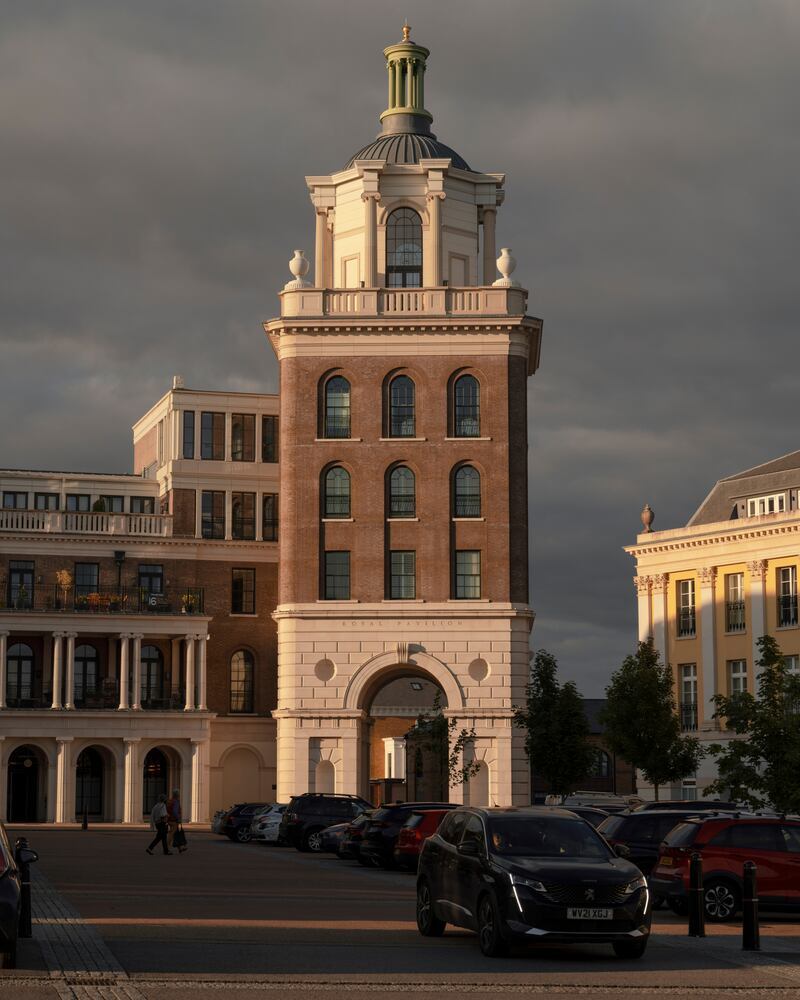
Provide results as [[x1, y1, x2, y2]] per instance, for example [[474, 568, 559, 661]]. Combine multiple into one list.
[[7, 745, 46, 822]]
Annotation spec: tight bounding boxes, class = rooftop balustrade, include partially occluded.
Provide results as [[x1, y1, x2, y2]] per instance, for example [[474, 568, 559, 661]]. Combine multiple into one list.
[[279, 285, 529, 320], [0, 508, 171, 537]]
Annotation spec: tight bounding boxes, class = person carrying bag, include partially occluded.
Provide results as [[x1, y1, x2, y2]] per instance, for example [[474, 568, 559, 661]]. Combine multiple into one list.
[[173, 824, 188, 853]]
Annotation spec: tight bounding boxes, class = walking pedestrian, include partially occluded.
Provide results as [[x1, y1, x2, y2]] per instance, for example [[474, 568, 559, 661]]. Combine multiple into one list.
[[145, 794, 172, 855], [166, 789, 185, 852]]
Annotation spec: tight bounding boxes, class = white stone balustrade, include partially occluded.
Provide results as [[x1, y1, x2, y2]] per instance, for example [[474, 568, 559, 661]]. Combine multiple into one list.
[[0, 509, 171, 537], [279, 285, 529, 319]]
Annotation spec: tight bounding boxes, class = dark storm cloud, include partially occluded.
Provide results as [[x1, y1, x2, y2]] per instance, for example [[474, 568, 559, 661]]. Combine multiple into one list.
[[3, 0, 799, 693]]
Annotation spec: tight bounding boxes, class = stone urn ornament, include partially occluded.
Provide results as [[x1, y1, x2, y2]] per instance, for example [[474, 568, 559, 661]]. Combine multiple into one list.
[[284, 249, 311, 289], [641, 503, 655, 533], [492, 247, 521, 287]]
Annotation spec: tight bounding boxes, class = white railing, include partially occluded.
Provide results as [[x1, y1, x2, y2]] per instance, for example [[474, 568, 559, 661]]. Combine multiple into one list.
[[0, 509, 172, 537], [279, 285, 528, 320]]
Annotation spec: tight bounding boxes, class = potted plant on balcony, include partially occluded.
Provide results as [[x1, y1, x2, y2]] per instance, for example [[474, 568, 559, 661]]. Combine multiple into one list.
[[87, 591, 102, 612], [76, 593, 89, 610], [181, 592, 197, 615], [108, 592, 127, 612], [55, 568, 73, 610]]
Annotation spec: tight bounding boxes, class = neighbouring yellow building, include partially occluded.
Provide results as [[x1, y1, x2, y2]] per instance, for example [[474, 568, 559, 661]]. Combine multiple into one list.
[[625, 450, 800, 800]]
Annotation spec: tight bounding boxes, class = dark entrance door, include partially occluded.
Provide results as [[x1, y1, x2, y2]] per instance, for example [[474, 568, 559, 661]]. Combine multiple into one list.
[[75, 747, 103, 819], [7, 745, 42, 822], [142, 748, 168, 815]]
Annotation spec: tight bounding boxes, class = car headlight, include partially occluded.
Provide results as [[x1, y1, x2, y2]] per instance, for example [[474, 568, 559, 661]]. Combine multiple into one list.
[[624, 876, 647, 894], [509, 873, 547, 893]]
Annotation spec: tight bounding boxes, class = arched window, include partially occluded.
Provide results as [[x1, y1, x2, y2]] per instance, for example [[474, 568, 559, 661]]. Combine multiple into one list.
[[593, 750, 611, 779], [386, 208, 422, 287], [454, 465, 481, 518], [388, 466, 416, 518], [389, 375, 416, 437], [140, 645, 164, 708], [74, 644, 98, 706], [230, 649, 254, 713], [454, 374, 480, 437], [324, 376, 350, 439], [7, 643, 33, 705], [324, 466, 351, 518]]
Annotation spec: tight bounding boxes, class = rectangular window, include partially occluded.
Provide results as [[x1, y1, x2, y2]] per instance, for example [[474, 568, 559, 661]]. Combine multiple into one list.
[[680, 779, 698, 801], [262, 415, 279, 463], [728, 659, 748, 696], [677, 579, 696, 636], [101, 495, 124, 513], [785, 654, 799, 676], [232, 568, 255, 614], [262, 493, 278, 541], [138, 564, 164, 596], [324, 551, 350, 600], [201, 490, 226, 539], [778, 566, 798, 627], [232, 492, 256, 540], [200, 411, 225, 460], [74, 562, 99, 597], [8, 560, 34, 608], [182, 410, 195, 459], [747, 493, 786, 517], [389, 551, 416, 599], [454, 550, 481, 599], [2, 492, 28, 509], [725, 572, 745, 632], [66, 494, 91, 512], [231, 413, 255, 462], [680, 664, 698, 731], [130, 496, 155, 514], [34, 492, 59, 510]]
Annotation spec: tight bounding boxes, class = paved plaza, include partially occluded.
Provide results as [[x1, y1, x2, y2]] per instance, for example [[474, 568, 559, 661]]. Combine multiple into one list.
[[0, 828, 799, 999]]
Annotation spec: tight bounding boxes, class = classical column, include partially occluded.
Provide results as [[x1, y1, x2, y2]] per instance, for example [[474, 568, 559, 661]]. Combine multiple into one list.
[[427, 192, 444, 286], [118, 633, 130, 710], [634, 576, 652, 642], [51, 632, 64, 710], [324, 210, 334, 289], [55, 737, 73, 824], [122, 738, 140, 824], [131, 634, 142, 710], [64, 632, 76, 710], [748, 560, 767, 679], [171, 637, 182, 697], [314, 210, 327, 287], [190, 739, 206, 823], [482, 207, 497, 285], [698, 567, 717, 728], [651, 574, 668, 666], [197, 634, 208, 712], [362, 193, 379, 287], [0, 632, 8, 710], [184, 636, 196, 711]]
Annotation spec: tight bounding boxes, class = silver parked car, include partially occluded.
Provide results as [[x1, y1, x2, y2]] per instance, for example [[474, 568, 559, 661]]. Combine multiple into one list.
[[250, 804, 288, 843]]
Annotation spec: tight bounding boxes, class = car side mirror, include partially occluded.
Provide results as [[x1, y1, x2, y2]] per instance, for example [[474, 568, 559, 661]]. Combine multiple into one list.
[[458, 839, 482, 857], [614, 844, 631, 859], [17, 848, 38, 865]]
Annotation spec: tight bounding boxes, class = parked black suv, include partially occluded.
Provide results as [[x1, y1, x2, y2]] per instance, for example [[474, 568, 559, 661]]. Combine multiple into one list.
[[598, 809, 706, 876], [359, 802, 455, 868], [633, 800, 737, 812], [280, 793, 373, 852], [416, 807, 651, 958]]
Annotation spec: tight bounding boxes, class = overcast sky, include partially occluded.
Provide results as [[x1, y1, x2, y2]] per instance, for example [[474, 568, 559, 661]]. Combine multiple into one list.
[[3, 1, 799, 696]]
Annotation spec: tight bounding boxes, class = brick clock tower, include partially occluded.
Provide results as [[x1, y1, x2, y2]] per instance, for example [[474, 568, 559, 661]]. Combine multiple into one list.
[[266, 26, 542, 807]]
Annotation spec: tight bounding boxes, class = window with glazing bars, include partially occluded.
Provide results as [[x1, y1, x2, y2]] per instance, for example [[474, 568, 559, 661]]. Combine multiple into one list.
[[231, 414, 255, 461], [2, 492, 27, 509], [388, 466, 415, 517], [182, 410, 195, 459], [454, 550, 481, 599], [130, 496, 155, 514], [725, 572, 745, 632], [66, 494, 91, 512], [324, 467, 351, 517], [230, 649, 254, 712], [385, 208, 422, 287], [454, 375, 480, 437], [324, 377, 351, 438], [677, 579, 696, 636], [232, 568, 255, 614], [454, 465, 481, 517], [729, 659, 748, 695], [389, 375, 415, 436], [74, 562, 99, 597], [779, 566, 798, 627], [201, 490, 225, 538], [34, 493, 59, 510], [200, 411, 225, 460], [262, 415, 279, 462], [232, 492, 256, 539], [263, 493, 278, 540], [324, 551, 350, 600], [389, 551, 416, 599], [680, 663, 698, 730]]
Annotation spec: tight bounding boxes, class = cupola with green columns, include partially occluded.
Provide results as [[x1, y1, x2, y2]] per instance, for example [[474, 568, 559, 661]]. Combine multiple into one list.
[[380, 23, 432, 134]]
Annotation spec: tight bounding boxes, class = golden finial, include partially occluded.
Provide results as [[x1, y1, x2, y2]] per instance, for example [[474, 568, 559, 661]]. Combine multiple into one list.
[[402, 21, 411, 42]]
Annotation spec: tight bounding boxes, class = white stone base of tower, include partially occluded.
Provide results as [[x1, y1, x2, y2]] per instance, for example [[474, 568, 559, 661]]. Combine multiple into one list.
[[272, 602, 533, 806]]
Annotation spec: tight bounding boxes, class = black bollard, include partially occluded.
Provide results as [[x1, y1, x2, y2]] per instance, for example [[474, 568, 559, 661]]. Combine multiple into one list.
[[82, 805, 88, 830], [14, 838, 33, 939], [742, 861, 760, 951], [688, 851, 705, 937]]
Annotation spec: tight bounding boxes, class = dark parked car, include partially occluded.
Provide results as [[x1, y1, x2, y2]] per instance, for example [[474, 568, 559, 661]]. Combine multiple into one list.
[[416, 807, 651, 958], [394, 808, 452, 871], [279, 793, 373, 852], [360, 802, 456, 869], [634, 800, 738, 812], [220, 803, 270, 843], [554, 806, 609, 828], [337, 811, 373, 860], [598, 809, 707, 876], [0, 826, 38, 968]]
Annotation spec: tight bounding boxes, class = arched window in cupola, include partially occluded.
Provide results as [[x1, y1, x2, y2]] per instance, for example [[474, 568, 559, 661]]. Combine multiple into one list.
[[386, 209, 423, 288]]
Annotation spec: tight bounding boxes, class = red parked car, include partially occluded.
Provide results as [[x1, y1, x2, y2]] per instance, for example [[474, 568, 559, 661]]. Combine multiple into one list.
[[393, 809, 451, 870], [650, 814, 800, 921]]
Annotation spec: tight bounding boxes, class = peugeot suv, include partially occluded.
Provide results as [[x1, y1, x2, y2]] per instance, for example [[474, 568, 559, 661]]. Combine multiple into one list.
[[416, 807, 651, 958]]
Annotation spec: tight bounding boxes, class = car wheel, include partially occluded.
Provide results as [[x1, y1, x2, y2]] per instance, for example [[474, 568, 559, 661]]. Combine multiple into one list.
[[667, 897, 688, 917], [613, 938, 648, 959], [236, 826, 252, 844], [704, 879, 740, 922], [304, 828, 324, 853], [416, 879, 445, 937], [477, 893, 507, 957]]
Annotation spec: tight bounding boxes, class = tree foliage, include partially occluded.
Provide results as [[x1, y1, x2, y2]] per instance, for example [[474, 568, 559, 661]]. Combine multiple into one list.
[[415, 692, 482, 789], [513, 650, 596, 798], [706, 635, 800, 812], [600, 639, 703, 799]]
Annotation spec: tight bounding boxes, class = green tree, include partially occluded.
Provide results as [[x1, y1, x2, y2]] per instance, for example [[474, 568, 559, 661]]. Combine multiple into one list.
[[415, 692, 482, 790], [513, 650, 596, 798], [600, 639, 703, 800], [706, 635, 800, 812]]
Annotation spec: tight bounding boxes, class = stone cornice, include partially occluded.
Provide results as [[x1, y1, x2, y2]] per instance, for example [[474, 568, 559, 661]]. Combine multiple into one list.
[[272, 602, 535, 623], [0, 534, 278, 562], [625, 512, 800, 558]]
